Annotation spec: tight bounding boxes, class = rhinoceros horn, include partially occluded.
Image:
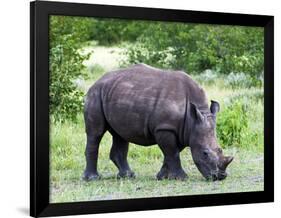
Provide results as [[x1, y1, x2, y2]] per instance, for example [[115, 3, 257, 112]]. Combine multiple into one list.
[[222, 156, 234, 170]]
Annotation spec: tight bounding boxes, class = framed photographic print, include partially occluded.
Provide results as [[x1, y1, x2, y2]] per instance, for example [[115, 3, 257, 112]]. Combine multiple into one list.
[[30, 0, 274, 217]]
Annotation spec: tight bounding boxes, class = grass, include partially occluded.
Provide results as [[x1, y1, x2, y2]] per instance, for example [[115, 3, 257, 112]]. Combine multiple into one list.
[[50, 43, 264, 203], [50, 115, 263, 203]]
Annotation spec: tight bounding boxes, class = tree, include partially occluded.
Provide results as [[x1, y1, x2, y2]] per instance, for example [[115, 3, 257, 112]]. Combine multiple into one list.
[[49, 16, 92, 122], [124, 22, 264, 81]]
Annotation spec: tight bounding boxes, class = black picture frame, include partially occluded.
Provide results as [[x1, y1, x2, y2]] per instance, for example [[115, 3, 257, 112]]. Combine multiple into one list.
[[30, 1, 274, 217]]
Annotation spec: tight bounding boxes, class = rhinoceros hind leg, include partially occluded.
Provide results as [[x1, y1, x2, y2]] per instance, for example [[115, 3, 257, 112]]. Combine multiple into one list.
[[155, 130, 187, 180], [82, 134, 105, 181], [83, 94, 107, 181], [109, 132, 135, 179]]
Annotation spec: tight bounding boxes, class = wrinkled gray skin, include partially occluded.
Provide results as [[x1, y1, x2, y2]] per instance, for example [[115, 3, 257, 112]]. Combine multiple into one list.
[[83, 64, 233, 181]]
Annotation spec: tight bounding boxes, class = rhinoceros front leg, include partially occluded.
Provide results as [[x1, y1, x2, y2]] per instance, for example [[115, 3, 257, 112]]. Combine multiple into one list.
[[110, 133, 135, 179], [156, 162, 169, 179], [155, 131, 187, 180]]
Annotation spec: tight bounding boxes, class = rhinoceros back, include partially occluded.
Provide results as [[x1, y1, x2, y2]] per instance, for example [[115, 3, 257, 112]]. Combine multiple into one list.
[[86, 64, 208, 145]]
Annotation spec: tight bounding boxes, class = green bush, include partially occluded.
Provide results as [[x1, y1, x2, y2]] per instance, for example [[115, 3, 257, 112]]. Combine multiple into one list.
[[86, 18, 264, 88], [217, 95, 263, 150], [225, 89, 264, 105], [49, 16, 92, 122], [90, 19, 149, 45], [225, 72, 263, 89], [225, 72, 252, 88], [193, 69, 219, 85], [123, 22, 264, 85], [217, 101, 248, 147], [121, 43, 177, 69]]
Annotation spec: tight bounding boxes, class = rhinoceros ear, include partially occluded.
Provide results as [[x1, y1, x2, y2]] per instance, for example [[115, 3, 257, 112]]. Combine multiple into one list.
[[190, 102, 204, 123], [210, 100, 220, 115]]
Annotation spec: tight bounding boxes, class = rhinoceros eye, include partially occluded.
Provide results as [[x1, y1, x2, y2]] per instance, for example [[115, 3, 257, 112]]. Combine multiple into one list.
[[203, 150, 209, 158], [217, 148, 222, 154]]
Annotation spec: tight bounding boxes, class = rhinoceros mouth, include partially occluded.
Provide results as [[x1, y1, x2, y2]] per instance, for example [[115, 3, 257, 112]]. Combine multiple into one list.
[[194, 160, 228, 181], [207, 171, 227, 181], [217, 172, 227, 180], [201, 166, 227, 181]]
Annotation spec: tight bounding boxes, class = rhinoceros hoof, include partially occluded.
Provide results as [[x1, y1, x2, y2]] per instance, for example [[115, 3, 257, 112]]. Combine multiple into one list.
[[82, 171, 100, 181], [117, 170, 135, 179], [157, 169, 187, 180], [168, 171, 188, 180], [156, 170, 169, 180]]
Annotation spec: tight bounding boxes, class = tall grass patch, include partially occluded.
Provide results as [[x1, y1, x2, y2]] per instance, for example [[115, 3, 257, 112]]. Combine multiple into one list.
[[217, 89, 264, 151]]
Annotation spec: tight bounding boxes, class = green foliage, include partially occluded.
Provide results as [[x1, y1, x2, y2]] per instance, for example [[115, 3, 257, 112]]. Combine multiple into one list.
[[49, 17, 264, 123], [87, 64, 105, 76], [194, 71, 263, 89], [49, 16, 92, 122], [193, 69, 219, 85], [226, 88, 264, 103], [217, 94, 263, 150], [217, 101, 248, 147], [123, 23, 264, 83], [225, 72, 253, 88], [89, 19, 148, 45]]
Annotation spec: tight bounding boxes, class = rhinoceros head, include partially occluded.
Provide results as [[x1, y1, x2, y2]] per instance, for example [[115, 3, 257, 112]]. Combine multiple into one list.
[[189, 100, 233, 181]]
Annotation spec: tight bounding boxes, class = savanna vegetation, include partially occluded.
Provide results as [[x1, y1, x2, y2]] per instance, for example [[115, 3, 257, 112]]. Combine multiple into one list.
[[49, 16, 264, 203]]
